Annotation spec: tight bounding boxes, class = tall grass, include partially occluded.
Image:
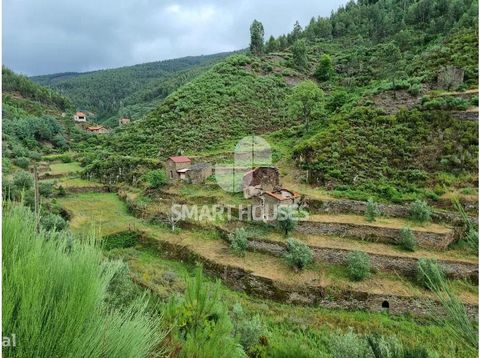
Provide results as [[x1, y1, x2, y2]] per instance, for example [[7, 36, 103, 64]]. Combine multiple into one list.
[[418, 261, 478, 355], [2, 202, 162, 357]]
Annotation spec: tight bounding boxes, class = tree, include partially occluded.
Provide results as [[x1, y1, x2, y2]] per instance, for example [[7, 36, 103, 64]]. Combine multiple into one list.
[[292, 39, 308, 71], [265, 35, 277, 53], [314, 54, 334, 81], [291, 20, 303, 42], [287, 80, 324, 133], [249, 20, 264, 55]]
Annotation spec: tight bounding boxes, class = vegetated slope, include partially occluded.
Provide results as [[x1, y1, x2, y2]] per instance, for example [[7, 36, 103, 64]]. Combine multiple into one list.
[[31, 52, 233, 124], [2, 67, 83, 168], [293, 107, 478, 202], [100, 53, 300, 157], [91, 0, 477, 202]]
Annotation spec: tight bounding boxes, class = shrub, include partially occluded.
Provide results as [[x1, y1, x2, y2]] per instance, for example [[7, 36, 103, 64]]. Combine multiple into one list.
[[13, 156, 30, 169], [276, 206, 297, 237], [346, 251, 371, 281], [283, 238, 314, 270], [330, 329, 372, 358], [231, 303, 265, 354], [143, 169, 167, 189], [3, 203, 161, 358], [399, 227, 416, 251], [228, 228, 249, 256], [103, 231, 138, 250], [416, 259, 445, 289], [163, 268, 245, 357], [409, 200, 432, 223], [39, 182, 54, 198], [57, 185, 67, 197], [13, 170, 33, 190], [365, 198, 380, 222], [40, 213, 68, 232], [315, 54, 334, 81]]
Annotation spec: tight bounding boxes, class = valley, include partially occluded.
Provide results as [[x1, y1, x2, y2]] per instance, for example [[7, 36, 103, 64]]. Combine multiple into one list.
[[2, 0, 479, 357]]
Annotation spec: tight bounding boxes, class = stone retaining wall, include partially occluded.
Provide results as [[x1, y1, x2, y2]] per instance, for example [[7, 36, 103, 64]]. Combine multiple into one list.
[[243, 237, 478, 282], [305, 198, 468, 225], [296, 220, 455, 250], [138, 233, 478, 319]]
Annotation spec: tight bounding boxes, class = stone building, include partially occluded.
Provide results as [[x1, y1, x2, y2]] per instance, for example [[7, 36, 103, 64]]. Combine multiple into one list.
[[252, 188, 301, 220], [186, 163, 213, 184], [86, 125, 108, 134], [74, 111, 87, 122], [242, 166, 280, 198], [119, 117, 130, 125], [166, 156, 192, 183]]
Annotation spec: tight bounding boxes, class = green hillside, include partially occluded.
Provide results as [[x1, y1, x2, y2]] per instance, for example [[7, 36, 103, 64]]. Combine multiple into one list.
[[86, 0, 478, 202], [31, 52, 234, 124], [2, 67, 85, 175]]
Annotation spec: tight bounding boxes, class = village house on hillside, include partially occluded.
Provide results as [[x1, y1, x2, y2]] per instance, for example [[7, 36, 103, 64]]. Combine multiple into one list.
[[165, 156, 212, 184], [252, 188, 301, 220], [86, 125, 108, 134], [73, 111, 87, 122], [242, 166, 280, 199], [119, 117, 130, 125]]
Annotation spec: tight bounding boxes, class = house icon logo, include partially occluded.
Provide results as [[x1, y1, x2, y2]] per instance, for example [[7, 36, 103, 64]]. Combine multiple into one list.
[[214, 135, 272, 193]]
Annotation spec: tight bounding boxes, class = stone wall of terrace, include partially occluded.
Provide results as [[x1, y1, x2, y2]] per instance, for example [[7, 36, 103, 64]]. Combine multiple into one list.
[[138, 233, 478, 319], [295, 220, 455, 250], [305, 198, 469, 226], [243, 237, 478, 282]]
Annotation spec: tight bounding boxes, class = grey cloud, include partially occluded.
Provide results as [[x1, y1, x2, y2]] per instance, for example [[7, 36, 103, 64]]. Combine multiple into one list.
[[3, 0, 347, 75]]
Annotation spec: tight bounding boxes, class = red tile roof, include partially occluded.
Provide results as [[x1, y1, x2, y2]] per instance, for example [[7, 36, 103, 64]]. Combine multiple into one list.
[[168, 156, 191, 163], [76, 112, 86, 116]]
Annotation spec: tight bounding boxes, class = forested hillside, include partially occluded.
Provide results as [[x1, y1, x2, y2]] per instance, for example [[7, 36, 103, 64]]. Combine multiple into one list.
[[86, 0, 478, 202], [2, 67, 85, 179], [31, 52, 233, 125]]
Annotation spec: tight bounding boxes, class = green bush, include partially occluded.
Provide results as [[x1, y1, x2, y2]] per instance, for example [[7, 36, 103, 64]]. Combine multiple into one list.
[[228, 228, 249, 256], [13, 170, 33, 190], [40, 213, 68, 232], [103, 231, 138, 250], [3, 203, 161, 358], [163, 268, 245, 357], [13, 156, 30, 169], [143, 169, 167, 188], [283, 238, 314, 270], [416, 259, 445, 290], [346, 251, 371, 281], [231, 303, 265, 355], [365, 198, 380, 222], [409, 200, 432, 223], [39, 182, 54, 198], [330, 329, 372, 358], [399, 227, 416, 251], [276, 206, 297, 237]]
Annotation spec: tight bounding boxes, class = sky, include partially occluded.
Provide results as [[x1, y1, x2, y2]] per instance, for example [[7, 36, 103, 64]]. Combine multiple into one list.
[[3, 0, 347, 76]]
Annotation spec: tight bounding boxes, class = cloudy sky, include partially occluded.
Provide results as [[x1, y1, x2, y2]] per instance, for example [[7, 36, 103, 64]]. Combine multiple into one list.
[[3, 0, 347, 76]]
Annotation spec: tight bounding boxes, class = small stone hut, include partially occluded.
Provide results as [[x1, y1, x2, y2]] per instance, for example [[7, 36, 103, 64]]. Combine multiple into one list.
[[166, 156, 191, 183], [186, 163, 213, 184], [252, 188, 301, 220]]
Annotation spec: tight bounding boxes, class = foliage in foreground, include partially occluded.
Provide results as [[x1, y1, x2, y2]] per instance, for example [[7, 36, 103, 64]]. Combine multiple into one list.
[[2, 203, 161, 358], [163, 268, 246, 357]]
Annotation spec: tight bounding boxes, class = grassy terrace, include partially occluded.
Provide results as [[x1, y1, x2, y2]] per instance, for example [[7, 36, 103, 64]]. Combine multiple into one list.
[[48, 162, 82, 175], [58, 191, 478, 355], [58, 192, 135, 236], [60, 192, 476, 304]]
